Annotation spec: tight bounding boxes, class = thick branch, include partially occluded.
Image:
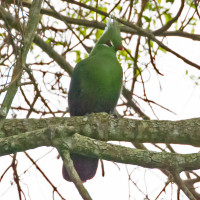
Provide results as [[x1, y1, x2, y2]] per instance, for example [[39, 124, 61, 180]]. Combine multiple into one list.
[[2, 113, 200, 147], [1, 121, 200, 173]]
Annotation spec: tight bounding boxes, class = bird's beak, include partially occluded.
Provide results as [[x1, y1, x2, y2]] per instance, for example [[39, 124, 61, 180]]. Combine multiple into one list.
[[117, 45, 123, 50]]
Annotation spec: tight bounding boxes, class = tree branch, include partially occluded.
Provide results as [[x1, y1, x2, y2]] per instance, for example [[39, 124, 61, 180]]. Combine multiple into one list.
[[0, 5, 149, 119], [155, 30, 200, 41], [3, 0, 200, 41], [0, 113, 200, 173], [171, 171, 197, 200], [0, 0, 43, 129], [2, 113, 200, 147], [1, 120, 200, 174], [153, 0, 185, 34], [0, 5, 73, 75], [58, 149, 93, 200]]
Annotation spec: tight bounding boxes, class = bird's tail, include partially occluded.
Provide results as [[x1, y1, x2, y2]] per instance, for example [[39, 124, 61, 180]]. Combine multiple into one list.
[[62, 153, 98, 182]]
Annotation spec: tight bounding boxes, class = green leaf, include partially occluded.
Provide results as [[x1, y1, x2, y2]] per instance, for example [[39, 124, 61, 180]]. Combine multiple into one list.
[[135, 67, 141, 76], [166, 0, 175, 3], [143, 16, 151, 23], [175, 23, 178, 30], [191, 27, 195, 34], [186, 0, 196, 8], [45, 38, 53, 44], [128, 63, 132, 69], [150, 40, 153, 47], [190, 75, 195, 80], [98, 6, 107, 13], [96, 29, 104, 40], [73, 50, 81, 63], [163, 12, 172, 23], [56, 41, 64, 46], [158, 47, 167, 53], [0, 33, 5, 38], [153, 19, 156, 26]]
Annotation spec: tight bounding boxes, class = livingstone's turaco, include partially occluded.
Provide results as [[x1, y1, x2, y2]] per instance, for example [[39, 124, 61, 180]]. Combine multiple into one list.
[[63, 18, 123, 182]]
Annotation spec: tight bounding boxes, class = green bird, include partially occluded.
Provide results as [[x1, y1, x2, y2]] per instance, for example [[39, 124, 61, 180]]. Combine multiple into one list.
[[63, 19, 123, 182]]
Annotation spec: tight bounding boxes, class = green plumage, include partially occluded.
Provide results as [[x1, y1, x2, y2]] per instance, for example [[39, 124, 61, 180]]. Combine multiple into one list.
[[69, 44, 122, 116], [63, 19, 123, 182]]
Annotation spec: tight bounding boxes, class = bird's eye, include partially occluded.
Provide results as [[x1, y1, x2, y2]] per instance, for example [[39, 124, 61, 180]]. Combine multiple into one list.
[[105, 40, 112, 47]]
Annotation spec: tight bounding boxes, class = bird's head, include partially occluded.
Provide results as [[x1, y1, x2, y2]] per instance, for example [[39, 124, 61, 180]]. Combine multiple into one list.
[[106, 18, 123, 51]]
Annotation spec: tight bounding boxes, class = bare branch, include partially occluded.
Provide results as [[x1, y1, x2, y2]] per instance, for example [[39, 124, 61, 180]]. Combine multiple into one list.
[[171, 171, 197, 200], [0, 0, 43, 127], [153, 0, 185, 34], [58, 149, 93, 200]]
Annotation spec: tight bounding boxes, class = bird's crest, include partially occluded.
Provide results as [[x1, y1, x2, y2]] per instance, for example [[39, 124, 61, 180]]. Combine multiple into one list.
[[106, 17, 120, 34], [105, 17, 122, 50], [90, 16, 122, 55]]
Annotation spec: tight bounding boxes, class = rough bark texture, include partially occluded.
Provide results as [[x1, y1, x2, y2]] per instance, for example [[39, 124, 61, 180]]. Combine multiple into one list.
[[2, 113, 200, 146], [1, 113, 200, 173]]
